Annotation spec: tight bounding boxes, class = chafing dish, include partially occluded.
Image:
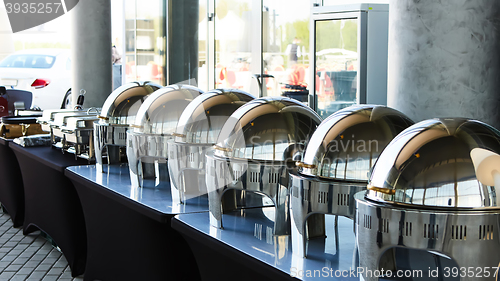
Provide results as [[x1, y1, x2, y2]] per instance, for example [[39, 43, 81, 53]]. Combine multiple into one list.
[[94, 81, 162, 171], [48, 108, 100, 159], [38, 109, 81, 132], [168, 89, 255, 205], [56, 114, 100, 158], [288, 105, 414, 257], [207, 97, 321, 235], [127, 84, 205, 187], [355, 118, 500, 281]]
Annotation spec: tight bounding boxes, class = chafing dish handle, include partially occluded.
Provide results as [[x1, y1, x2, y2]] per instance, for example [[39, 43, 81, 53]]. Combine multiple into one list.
[[75, 89, 86, 110]]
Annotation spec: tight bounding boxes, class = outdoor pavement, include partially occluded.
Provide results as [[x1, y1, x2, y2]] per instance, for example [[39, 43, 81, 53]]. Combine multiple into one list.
[[0, 211, 84, 281]]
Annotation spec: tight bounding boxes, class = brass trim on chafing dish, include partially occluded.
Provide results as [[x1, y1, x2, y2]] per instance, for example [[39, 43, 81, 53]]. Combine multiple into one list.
[[172, 132, 186, 138], [214, 145, 232, 152], [97, 115, 109, 120], [295, 161, 316, 169], [367, 185, 396, 195]]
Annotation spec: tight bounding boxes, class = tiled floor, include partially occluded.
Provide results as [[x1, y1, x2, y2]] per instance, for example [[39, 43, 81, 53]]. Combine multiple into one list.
[[0, 211, 84, 281]]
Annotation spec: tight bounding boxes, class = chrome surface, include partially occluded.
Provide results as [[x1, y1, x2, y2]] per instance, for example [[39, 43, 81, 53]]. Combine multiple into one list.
[[38, 109, 83, 132], [127, 84, 205, 187], [168, 89, 255, 205], [66, 164, 209, 215], [174, 208, 360, 281], [366, 118, 500, 209], [48, 109, 99, 160], [356, 193, 500, 281], [289, 105, 413, 257], [64, 115, 99, 132], [299, 105, 414, 180], [94, 81, 162, 171], [355, 118, 500, 281], [99, 81, 162, 125], [207, 97, 321, 235], [213, 97, 322, 161]]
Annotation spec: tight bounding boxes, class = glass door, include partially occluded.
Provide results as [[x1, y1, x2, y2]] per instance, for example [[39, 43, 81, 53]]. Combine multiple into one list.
[[312, 15, 361, 119]]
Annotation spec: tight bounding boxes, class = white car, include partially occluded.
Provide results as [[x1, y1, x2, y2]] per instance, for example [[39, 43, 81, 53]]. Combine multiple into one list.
[[0, 48, 72, 110]]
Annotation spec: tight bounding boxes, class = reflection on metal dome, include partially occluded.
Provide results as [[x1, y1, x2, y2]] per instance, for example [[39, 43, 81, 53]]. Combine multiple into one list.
[[207, 97, 322, 236], [168, 89, 255, 206], [356, 118, 500, 281], [366, 118, 500, 209], [126, 84, 204, 187], [213, 97, 321, 162], [299, 104, 414, 181], [99, 81, 162, 125], [94, 81, 162, 171], [289, 105, 414, 257]]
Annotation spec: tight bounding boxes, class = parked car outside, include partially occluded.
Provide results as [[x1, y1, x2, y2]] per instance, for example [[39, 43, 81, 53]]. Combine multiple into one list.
[[0, 48, 72, 110]]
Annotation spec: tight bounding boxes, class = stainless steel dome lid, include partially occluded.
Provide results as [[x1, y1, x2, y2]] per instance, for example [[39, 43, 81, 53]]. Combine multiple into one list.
[[98, 81, 162, 125], [366, 118, 500, 209], [132, 85, 204, 135], [173, 89, 255, 144], [298, 105, 414, 181], [214, 97, 322, 161]]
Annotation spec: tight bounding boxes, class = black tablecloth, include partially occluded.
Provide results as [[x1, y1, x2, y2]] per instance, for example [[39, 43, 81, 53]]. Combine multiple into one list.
[[9, 144, 89, 277], [65, 165, 203, 281], [0, 138, 24, 227]]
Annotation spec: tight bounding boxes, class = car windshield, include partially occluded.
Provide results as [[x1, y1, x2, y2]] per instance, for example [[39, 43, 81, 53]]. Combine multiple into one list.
[[0, 54, 56, 69]]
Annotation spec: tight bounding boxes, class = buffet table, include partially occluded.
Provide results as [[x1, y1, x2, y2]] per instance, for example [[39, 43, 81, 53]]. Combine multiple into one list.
[[173, 207, 460, 281], [172, 208, 361, 281], [0, 138, 24, 227], [65, 164, 207, 281], [9, 144, 90, 277]]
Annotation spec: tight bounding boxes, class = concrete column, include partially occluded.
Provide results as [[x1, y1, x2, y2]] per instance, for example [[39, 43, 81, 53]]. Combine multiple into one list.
[[387, 0, 500, 128], [71, 0, 112, 108]]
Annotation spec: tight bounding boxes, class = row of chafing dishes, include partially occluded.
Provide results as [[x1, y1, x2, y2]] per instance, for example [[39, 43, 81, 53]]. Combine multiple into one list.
[[38, 82, 500, 280]]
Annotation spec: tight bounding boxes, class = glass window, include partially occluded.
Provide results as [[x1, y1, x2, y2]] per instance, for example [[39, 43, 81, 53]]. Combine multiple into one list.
[[262, 0, 310, 99], [198, 0, 311, 97], [315, 18, 358, 119], [198, 0, 208, 90], [125, 0, 165, 85], [214, 0, 254, 93]]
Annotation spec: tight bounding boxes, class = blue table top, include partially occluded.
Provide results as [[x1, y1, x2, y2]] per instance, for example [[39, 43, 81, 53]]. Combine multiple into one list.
[[65, 164, 209, 216], [11, 144, 90, 172], [174, 208, 364, 280]]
